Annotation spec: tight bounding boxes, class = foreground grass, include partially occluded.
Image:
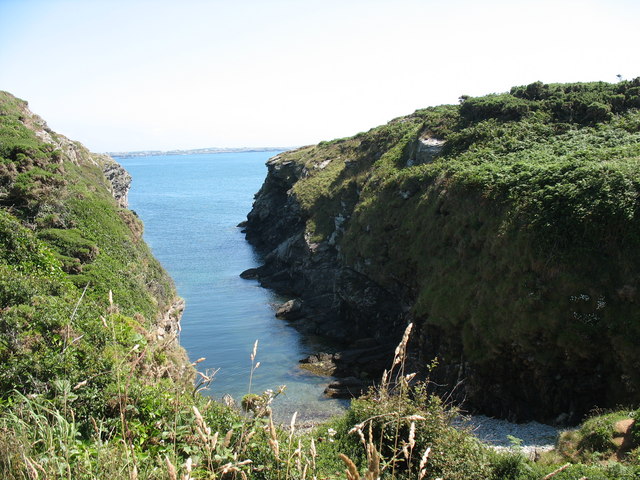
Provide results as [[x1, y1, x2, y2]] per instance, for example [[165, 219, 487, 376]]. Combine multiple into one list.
[[2, 325, 639, 479]]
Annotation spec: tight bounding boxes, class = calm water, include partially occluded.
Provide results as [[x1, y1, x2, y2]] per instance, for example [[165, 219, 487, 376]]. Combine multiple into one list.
[[119, 152, 346, 421]]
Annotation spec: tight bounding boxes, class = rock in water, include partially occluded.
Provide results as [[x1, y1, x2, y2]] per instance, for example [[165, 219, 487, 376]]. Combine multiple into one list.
[[275, 299, 303, 320]]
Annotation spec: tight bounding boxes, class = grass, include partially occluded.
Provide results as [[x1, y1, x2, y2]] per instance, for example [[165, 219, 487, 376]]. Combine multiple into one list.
[[2, 322, 639, 479]]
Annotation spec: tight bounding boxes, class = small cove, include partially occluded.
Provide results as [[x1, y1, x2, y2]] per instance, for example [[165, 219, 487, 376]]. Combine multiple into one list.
[[119, 151, 347, 422], [119, 151, 561, 446]]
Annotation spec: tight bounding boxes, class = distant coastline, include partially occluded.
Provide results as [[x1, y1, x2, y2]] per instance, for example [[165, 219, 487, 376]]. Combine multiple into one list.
[[107, 146, 294, 158]]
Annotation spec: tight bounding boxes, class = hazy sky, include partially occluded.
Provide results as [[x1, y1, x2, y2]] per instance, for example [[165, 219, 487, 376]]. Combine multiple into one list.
[[0, 0, 638, 152]]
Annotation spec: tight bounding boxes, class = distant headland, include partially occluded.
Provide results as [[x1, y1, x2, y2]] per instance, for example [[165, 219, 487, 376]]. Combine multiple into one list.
[[107, 146, 293, 158]]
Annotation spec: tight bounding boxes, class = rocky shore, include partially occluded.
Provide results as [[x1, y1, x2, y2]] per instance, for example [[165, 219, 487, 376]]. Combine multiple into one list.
[[240, 152, 406, 402], [457, 415, 561, 459]]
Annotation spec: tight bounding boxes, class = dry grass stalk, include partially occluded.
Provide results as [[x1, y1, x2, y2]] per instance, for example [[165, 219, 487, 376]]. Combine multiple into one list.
[[295, 438, 303, 472], [380, 323, 413, 396], [541, 462, 571, 480], [183, 457, 193, 477], [365, 442, 381, 480], [339, 453, 361, 480], [266, 412, 280, 459], [268, 437, 280, 459], [310, 437, 317, 472], [191, 357, 205, 366], [210, 431, 219, 450], [405, 373, 417, 383], [288, 411, 298, 441], [223, 429, 234, 448], [392, 323, 413, 367], [192, 406, 204, 427], [22, 455, 39, 480], [194, 368, 219, 395], [165, 456, 177, 480], [408, 421, 416, 449], [248, 340, 259, 394], [418, 446, 431, 480], [404, 415, 425, 421], [250, 340, 258, 362]]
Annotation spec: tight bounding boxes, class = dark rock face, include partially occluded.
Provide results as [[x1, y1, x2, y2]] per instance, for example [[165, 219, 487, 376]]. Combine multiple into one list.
[[102, 157, 132, 208], [324, 377, 372, 398], [275, 299, 304, 320], [244, 152, 406, 385], [414, 324, 597, 424], [245, 156, 306, 253]]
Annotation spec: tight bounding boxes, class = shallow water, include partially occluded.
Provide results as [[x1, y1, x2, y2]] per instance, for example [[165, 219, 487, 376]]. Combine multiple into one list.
[[119, 151, 347, 421]]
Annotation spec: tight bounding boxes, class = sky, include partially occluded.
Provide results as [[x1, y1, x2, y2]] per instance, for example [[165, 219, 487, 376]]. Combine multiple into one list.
[[0, 0, 638, 153]]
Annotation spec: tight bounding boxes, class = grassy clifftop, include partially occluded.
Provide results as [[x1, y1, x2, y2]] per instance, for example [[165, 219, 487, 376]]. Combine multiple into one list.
[[250, 79, 640, 421], [0, 92, 218, 477], [0, 91, 186, 401]]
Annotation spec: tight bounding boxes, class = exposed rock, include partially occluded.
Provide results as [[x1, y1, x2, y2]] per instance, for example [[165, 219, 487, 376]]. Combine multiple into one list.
[[299, 352, 338, 376], [275, 299, 304, 320], [405, 136, 445, 166], [240, 267, 260, 279], [242, 94, 640, 423], [324, 377, 372, 398], [245, 146, 583, 417], [14, 97, 132, 208], [243, 149, 407, 392], [154, 297, 185, 342], [142, 297, 193, 383], [101, 157, 132, 208]]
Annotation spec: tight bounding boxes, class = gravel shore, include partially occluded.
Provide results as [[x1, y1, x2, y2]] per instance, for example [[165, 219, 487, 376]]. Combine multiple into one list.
[[457, 414, 564, 458]]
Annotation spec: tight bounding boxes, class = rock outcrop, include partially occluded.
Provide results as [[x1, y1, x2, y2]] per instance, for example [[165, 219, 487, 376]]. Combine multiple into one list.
[[10, 94, 132, 209], [101, 156, 132, 208]]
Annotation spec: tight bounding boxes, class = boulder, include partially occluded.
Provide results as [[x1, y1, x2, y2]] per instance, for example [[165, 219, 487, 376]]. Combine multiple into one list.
[[324, 377, 372, 398], [239, 268, 259, 279], [275, 299, 304, 320]]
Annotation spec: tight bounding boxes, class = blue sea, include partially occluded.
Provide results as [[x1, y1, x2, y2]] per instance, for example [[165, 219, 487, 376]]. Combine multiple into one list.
[[119, 151, 346, 422]]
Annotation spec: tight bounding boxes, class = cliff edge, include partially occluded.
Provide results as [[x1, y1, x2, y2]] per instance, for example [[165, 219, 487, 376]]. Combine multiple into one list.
[[0, 91, 191, 409], [244, 80, 640, 423]]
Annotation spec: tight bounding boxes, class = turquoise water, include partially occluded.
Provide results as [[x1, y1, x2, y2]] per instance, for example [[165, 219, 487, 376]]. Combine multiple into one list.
[[119, 152, 346, 421]]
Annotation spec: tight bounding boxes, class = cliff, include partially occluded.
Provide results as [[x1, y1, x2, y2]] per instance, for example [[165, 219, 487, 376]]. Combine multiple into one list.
[[245, 80, 640, 423], [0, 91, 190, 412]]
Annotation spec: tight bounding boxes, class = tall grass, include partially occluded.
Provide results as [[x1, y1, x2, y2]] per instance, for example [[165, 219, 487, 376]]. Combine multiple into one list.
[[2, 320, 639, 479]]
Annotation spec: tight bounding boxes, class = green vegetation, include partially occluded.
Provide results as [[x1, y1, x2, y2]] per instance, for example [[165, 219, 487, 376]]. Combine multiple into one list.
[[280, 79, 640, 419], [3, 81, 640, 478], [0, 91, 202, 477]]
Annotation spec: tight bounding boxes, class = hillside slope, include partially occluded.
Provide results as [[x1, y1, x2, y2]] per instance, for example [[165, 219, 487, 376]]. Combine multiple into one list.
[[0, 90, 189, 423], [245, 79, 640, 423]]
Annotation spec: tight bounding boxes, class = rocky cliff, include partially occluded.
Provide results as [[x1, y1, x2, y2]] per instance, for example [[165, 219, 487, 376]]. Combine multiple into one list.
[[244, 80, 640, 423]]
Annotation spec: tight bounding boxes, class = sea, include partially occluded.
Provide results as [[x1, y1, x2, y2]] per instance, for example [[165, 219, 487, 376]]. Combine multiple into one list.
[[119, 151, 347, 422]]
